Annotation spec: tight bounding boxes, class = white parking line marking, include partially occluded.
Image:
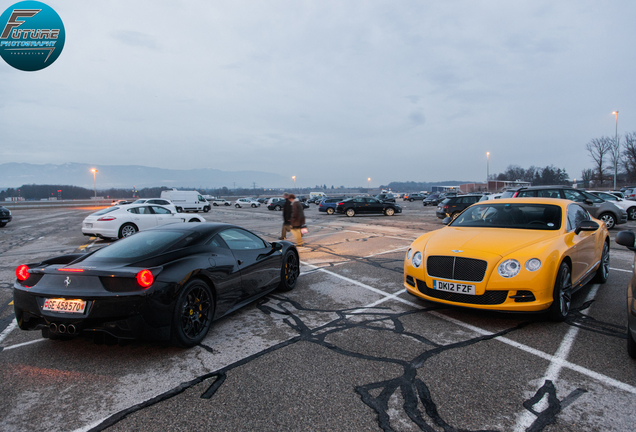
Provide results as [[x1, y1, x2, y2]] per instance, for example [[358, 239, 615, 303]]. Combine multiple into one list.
[[299, 264, 636, 397], [363, 246, 408, 258], [0, 319, 17, 344], [610, 267, 631, 273], [514, 285, 600, 431], [2, 338, 46, 351]]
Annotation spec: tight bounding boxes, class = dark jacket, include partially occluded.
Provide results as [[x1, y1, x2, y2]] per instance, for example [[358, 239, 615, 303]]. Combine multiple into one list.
[[291, 200, 306, 228], [283, 199, 292, 224]]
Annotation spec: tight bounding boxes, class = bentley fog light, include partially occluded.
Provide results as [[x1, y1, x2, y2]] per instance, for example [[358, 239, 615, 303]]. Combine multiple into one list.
[[525, 258, 542, 272], [412, 251, 422, 268], [406, 248, 412, 259], [498, 259, 520, 278]]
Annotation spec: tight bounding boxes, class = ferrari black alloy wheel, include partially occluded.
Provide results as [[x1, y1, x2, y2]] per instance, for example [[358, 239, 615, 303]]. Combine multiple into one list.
[[549, 262, 572, 322], [278, 250, 299, 292], [592, 242, 609, 284], [171, 279, 214, 347]]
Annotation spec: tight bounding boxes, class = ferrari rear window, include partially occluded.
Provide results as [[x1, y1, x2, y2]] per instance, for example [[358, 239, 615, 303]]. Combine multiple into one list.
[[450, 203, 562, 230], [90, 231, 189, 259]]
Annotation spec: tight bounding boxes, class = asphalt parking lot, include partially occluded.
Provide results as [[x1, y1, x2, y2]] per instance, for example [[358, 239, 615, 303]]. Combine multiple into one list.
[[1, 201, 635, 432]]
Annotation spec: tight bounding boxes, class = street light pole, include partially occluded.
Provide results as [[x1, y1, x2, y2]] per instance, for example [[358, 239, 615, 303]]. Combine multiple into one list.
[[613, 111, 619, 190], [91, 168, 98, 198], [292, 176, 296, 191], [486, 152, 490, 191], [367, 177, 371, 189]]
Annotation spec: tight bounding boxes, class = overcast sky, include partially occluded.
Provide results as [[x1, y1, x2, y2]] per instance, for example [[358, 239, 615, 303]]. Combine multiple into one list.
[[1, 0, 634, 189]]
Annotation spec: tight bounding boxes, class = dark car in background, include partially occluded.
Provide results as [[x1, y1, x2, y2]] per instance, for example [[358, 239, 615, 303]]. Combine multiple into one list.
[[423, 193, 445, 206], [435, 195, 481, 220], [613, 230, 636, 359], [375, 193, 397, 203], [336, 197, 402, 217], [0, 205, 12, 227], [511, 185, 627, 229], [318, 197, 347, 215], [267, 198, 286, 211], [404, 193, 426, 202]]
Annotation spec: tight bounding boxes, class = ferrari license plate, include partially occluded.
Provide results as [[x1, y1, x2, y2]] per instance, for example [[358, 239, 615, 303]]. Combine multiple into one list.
[[432, 280, 475, 295], [43, 298, 86, 314]]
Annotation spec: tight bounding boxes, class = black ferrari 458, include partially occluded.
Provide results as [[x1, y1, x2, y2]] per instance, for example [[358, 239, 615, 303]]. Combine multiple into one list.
[[13, 223, 300, 347]]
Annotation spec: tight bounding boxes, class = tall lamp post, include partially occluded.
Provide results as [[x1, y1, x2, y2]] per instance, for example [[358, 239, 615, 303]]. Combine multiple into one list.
[[91, 168, 98, 198], [367, 177, 371, 189], [486, 152, 490, 191], [613, 111, 619, 190], [292, 175, 296, 191]]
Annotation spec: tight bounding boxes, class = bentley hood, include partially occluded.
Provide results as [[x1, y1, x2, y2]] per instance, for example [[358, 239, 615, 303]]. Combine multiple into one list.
[[424, 227, 560, 259]]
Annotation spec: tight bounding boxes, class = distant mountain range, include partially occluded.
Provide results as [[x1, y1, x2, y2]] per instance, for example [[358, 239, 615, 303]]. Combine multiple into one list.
[[0, 163, 291, 190]]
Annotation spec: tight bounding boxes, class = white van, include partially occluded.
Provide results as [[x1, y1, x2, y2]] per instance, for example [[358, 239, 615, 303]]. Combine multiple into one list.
[[310, 192, 326, 199], [160, 189, 211, 213]]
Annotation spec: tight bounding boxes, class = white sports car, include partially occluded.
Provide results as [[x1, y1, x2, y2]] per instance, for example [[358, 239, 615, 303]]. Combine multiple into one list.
[[82, 204, 205, 240]]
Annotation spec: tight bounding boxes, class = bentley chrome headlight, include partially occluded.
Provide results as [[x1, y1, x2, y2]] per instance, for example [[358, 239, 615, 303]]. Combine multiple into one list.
[[525, 258, 542, 272], [412, 251, 422, 268], [498, 259, 520, 278], [406, 248, 412, 259]]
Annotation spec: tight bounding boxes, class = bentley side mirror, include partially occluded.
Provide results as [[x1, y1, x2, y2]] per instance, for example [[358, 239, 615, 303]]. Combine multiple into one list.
[[574, 220, 599, 235], [615, 230, 636, 250], [442, 216, 452, 225]]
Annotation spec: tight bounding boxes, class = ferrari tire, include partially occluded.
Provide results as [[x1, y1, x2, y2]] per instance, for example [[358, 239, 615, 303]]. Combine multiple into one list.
[[274, 205, 281, 211], [629, 207, 636, 220], [548, 262, 572, 322], [278, 250, 299, 292], [628, 325, 636, 359], [346, 208, 355, 217], [385, 207, 395, 216], [592, 242, 609, 284], [327, 207, 335, 215], [599, 212, 616, 229], [171, 279, 214, 348], [119, 223, 138, 239]]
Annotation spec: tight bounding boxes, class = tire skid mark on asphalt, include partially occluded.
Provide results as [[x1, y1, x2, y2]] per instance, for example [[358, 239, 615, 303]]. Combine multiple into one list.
[[513, 285, 599, 432]]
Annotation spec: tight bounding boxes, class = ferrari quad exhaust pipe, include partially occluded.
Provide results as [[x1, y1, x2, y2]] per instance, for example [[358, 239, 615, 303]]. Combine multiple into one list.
[[67, 325, 76, 335], [58, 324, 66, 333], [49, 323, 57, 333]]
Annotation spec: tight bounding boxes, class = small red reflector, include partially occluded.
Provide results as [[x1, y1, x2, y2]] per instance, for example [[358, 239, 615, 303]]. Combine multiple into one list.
[[58, 268, 85, 272], [16, 265, 29, 281], [136, 270, 154, 288], [98, 216, 116, 221]]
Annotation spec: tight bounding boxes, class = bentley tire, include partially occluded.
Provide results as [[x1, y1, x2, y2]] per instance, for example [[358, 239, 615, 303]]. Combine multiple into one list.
[[278, 250, 299, 292], [171, 279, 214, 348], [592, 242, 609, 283], [549, 262, 572, 322]]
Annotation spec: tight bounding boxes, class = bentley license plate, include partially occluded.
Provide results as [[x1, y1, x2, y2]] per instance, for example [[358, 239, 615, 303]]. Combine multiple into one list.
[[432, 280, 475, 295], [43, 298, 86, 314]]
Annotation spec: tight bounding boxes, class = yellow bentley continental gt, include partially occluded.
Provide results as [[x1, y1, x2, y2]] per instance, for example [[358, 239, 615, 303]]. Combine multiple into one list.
[[404, 198, 610, 320]]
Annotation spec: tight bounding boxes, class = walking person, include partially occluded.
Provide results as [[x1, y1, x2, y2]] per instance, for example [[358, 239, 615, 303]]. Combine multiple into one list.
[[280, 192, 292, 240], [289, 193, 305, 247]]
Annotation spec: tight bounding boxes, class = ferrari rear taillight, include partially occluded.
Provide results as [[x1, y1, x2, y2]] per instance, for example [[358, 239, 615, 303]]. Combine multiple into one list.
[[58, 268, 85, 272], [443, 205, 449, 210], [136, 269, 154, 288], [98, 216, 116, 221], [338, 202, 344, 206], [16, 265, 29, 281]]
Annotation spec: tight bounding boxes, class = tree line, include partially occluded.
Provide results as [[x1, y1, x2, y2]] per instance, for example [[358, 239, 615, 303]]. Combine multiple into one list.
[[586, 131, 636, 187]]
